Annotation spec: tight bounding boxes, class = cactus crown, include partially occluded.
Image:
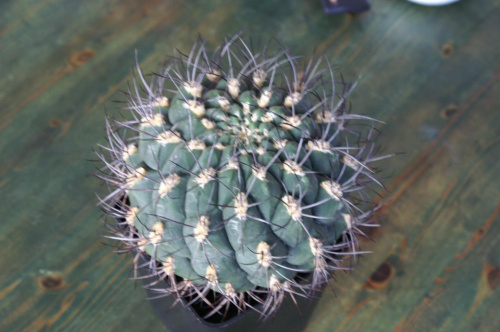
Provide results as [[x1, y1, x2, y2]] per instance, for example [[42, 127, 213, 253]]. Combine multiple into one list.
[[96, 36, 389, 322]]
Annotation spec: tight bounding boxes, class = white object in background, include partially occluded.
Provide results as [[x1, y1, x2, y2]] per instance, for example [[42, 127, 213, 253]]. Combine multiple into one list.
[[407, 0, 460, 6]]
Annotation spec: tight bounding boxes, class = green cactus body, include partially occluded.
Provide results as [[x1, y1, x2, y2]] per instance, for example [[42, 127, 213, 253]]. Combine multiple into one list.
[[97, 36, 388, 321]]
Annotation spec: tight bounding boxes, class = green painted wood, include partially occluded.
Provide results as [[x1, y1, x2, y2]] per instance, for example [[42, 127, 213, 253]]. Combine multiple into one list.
[[1, 0, 499, 331]]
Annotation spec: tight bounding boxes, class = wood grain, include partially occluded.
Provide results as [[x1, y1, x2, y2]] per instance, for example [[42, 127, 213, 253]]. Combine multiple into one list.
[[1, 0, 499, 331]]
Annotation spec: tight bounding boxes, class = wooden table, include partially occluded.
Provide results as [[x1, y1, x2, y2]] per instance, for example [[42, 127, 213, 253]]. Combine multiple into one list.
[[1, 0, 499, 331]]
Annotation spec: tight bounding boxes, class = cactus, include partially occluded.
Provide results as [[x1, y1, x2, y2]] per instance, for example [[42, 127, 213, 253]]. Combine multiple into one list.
[[96, 35, 390, 322]]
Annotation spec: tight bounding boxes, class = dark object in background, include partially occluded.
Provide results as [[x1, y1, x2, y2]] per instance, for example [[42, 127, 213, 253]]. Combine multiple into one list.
[[321, 0, 370, 14]]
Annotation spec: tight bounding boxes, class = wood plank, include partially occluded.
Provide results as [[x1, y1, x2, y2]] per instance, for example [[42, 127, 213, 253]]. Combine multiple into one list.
[[0, 0, 499, 331]]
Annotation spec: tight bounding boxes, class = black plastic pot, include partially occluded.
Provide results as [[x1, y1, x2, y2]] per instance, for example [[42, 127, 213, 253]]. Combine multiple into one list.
[[136, 253, 320, 332]]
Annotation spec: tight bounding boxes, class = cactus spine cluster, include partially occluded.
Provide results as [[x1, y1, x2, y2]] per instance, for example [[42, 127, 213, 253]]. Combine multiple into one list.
[[96, 36, 389, 321]]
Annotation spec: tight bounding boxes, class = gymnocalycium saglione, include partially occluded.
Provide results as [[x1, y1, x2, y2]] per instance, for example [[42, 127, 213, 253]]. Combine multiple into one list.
[[96, 35, 391, 322]]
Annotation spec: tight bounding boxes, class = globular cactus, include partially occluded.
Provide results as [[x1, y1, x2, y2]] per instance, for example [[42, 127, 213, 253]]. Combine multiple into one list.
[[96, 35, 390, 322]]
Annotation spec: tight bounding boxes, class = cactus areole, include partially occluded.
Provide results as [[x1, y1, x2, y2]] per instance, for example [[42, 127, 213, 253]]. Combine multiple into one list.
[[96, 36, 388, 325]]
